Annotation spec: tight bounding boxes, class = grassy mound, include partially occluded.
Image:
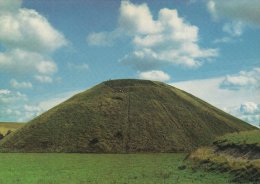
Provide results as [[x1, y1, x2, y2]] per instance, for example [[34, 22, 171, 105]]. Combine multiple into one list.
[[188, 130, 260, 183], [0, 79, 256, 153]]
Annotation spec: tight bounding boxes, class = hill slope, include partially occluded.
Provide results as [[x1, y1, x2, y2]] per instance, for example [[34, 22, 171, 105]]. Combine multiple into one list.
[[0, 79, 256, 152]]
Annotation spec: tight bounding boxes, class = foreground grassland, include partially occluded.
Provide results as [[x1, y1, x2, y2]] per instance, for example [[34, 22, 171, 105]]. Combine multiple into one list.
[[0, 153, 231, 184], [0, 122, 24, 135]]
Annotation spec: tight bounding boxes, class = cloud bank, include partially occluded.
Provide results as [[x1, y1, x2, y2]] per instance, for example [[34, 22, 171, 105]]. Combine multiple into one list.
[[207, 0, 260, 26], [87, 1, 218, 71], [172, 68, 260, 127], [220, 67, 260, 90], [207, 0, 260, 39], [0, 0, 66, 83]]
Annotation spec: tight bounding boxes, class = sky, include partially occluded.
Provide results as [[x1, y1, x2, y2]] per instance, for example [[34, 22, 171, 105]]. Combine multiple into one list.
[[0, 0, 259, 127]]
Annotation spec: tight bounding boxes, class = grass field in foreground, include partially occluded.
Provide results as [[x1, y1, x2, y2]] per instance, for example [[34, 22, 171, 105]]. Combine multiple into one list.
[[0, 153, 231, 184]]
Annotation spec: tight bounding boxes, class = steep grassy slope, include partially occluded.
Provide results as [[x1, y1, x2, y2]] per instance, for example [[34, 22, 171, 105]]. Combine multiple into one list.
[[0, 122, 25, 135], [188, 130, 260, 183], [0, 79, 256, 152]]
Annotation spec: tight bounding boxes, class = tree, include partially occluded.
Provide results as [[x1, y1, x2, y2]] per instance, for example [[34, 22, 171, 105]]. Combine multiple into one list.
[[5, 130, 12, 136]]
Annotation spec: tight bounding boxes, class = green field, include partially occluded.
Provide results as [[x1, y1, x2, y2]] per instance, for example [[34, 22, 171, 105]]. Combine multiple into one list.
[[0, 153, 231, 184]]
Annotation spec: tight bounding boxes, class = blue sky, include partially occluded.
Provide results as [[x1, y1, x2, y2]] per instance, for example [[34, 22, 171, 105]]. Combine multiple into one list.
[[0, 0, 259, 127]]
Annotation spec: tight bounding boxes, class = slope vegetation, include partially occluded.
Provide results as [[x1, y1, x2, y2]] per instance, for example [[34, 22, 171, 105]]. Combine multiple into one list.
[[0, 79, 256, 152], [188, 130, 260, 183]]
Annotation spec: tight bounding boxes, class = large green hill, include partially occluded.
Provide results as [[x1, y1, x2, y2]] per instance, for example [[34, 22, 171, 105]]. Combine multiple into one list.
[[0, 79, 256, 152]]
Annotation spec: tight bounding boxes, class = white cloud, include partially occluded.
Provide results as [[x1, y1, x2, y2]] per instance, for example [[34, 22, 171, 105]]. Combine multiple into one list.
[[0, 49, 57, 75], [24, 104, 42, 113], [20, 90, 81, 122], [10, 79, 32, 89], [0, 88, 81, 122], [36, 60, 57, 74], [88, 1, 218, 70], [220, 67, 260, 90], [172, 75, 260, 127], [138, 70, 170, 82], [0, 89, 27, 104], [0, 8, 67, 52], [207, 0, 260, 26], [207, 0, 260, 38], [207, 0, 216, 19], [0, 89, 11, 95], [223, 21, 244, 37], [34, 75, 53, 83], [240, 102, 260, 115], [225, 102, 260, 127], [0, 0, 66, 81], [118, 1, 160, 35]]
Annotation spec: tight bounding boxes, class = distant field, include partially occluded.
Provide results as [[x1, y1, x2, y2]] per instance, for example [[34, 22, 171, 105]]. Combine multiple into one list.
[[0, 122, 25, 135], [0, 153, 231, 184], [217, 130, 260, 146]]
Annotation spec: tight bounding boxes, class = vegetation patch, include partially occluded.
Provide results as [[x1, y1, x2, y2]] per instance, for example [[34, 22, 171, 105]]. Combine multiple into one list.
[[188, 130, 260, 183]]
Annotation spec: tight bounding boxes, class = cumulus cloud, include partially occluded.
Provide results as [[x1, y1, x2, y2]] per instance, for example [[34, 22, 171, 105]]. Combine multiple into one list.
[[87, 1, 218, 70], [138, 70, 170, 82], [220, 67, 260, 90], [0, 49, 57, 75], [10, 79, 32, 89], [0, 89, 80, 122], [240, 102, 260, 115], [0, 4, 67, 52], [0, 0, 66, 82], [225, 102, 260, 127]]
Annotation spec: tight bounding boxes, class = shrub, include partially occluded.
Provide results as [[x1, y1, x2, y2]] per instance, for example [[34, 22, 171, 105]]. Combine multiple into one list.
[[0, 133, 4, 140]]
